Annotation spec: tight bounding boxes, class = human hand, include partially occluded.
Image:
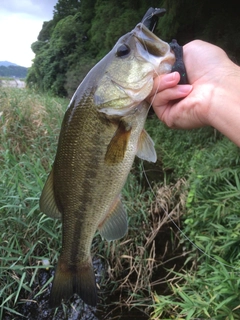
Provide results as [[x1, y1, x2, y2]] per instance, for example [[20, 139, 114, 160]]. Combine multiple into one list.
[[148, 40, 239, 130]]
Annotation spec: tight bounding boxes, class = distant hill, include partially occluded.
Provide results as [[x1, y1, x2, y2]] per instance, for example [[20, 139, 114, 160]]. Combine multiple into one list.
[[0, 61, 19, 67], [0, 61, 28, 78]]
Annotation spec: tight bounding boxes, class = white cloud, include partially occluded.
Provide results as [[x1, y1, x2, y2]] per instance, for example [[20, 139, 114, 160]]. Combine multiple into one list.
[[1, 0, 57, 20], [0, 0, 58, 67]]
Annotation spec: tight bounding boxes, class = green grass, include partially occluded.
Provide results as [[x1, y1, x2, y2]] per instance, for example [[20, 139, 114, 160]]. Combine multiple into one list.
[[96, 167, 185, 309], [0, 88, 184, 318], [148, 120, 240, 319], [1, 88, 240, 319], [0, 88, 66, 318]]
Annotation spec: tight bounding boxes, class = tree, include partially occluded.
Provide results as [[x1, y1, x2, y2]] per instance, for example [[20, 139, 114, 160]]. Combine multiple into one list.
[[38, 20, 55, 42], [53, 0, 81, 21], [27, 0, 240, 97]]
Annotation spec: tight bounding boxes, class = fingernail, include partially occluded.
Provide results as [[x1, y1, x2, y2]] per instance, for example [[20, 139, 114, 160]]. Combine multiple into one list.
[[179, 84, 193, 93], [165, 72, 178, 83]]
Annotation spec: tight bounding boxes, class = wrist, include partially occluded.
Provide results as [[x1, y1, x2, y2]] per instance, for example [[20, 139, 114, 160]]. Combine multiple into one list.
[[207, 62, 240, 146]]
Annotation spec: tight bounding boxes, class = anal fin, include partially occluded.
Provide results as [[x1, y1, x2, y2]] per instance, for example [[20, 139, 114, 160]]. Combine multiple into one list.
[[39, 170, 62, 219], [98, 197, 128, 241]]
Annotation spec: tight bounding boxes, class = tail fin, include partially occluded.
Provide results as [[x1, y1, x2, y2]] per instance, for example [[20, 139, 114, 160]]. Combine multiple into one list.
[[49, 259, 97, 308]]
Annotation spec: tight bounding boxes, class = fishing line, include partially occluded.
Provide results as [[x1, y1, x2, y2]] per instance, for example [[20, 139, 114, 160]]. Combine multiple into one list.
[[138, 19, 239, 271], [139, 14, 163, 84], [138, 15, 163, 114]]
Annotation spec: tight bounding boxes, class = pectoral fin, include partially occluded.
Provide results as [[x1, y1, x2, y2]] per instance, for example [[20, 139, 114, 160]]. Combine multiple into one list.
[[98, 197, 128, 241], [39, 170, 62, 219], [104, 121, 131, 165], [136, 129, 157, 162]]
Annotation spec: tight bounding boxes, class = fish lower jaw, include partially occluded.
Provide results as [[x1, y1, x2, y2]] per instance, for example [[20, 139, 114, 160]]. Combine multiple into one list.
[[157, 61, 175, 75]]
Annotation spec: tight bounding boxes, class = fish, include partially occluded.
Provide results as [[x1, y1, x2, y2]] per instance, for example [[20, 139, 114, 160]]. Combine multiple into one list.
[[39, 22, 175, 308]]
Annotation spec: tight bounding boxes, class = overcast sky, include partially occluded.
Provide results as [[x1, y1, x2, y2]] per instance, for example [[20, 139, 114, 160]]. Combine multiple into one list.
[[0, 0, 58, 67]]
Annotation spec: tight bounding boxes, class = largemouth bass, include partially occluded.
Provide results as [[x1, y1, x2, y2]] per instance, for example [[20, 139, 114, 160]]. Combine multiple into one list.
[[40, 23, 175, 308]]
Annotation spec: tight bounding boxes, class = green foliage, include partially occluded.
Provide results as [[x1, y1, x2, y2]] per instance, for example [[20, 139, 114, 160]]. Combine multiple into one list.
[[37, 20, 55, 42], [1, 89, 240, 318], [27, 10, 97, 96], [31, 41, 46, 55], [184, 138, 240, 261], [53, 0, 81, 22], [0, 88, 184, 317], [145, 115, 219, 179], [88, 0, 145, 58], [152, 264, 240, 319], [64, 57, 98, 97], [27, 0, 240, 97], [147, 117, 240, 319], [0, 88, 67, 317], [158, 0, 240, 57]]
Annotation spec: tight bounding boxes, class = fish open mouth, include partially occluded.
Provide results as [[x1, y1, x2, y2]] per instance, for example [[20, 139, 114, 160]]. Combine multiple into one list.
[[133, 23, 175, 72]]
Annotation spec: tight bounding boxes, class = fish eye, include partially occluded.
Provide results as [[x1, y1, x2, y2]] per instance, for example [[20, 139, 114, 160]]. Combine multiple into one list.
[[116, 44, 130, 57]]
